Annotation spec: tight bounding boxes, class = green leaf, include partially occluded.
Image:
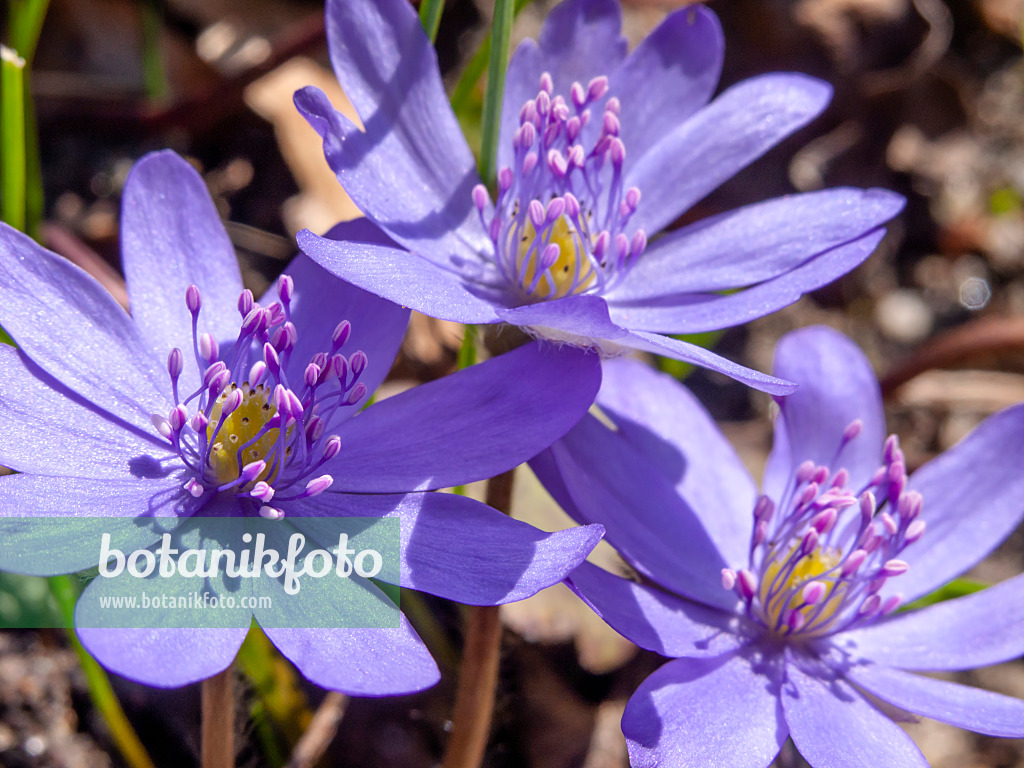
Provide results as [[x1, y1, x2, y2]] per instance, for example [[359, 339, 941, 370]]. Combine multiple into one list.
[[1, 45, 27, 233], [901, 577, 987, 612], [478, 0, 515, 185], [419, 0, 445, 44]]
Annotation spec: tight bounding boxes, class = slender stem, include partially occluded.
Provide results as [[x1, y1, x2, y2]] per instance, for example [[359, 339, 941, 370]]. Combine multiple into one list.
[[0, 45, 27, 233], [441, 468, 515, 768], [8, 0, 49, 240], [284, 692, 349, 768], [478, 0, 515, 185], [48, 576, 156, 768], [419, 0, 445, 44], [451, 0, 532, 115], [457, 324, 478, 369], [140, 0, 170, 102], [202, 666, 236, 768], [9, 0, 51, 64]]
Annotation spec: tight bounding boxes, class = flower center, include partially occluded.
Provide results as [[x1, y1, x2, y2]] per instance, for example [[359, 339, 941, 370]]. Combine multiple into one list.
[[206, 382, 280, 486], [473, 72, 646, 302], [722, 423, 926, 639], [151, 278, 368, 519]]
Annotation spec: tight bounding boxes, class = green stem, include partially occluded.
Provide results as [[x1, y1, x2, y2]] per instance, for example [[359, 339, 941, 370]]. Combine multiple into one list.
[[6, 0, 49, 239], [478, 0, 515, 185], [48, 576, 156, 768], [419, 0, 445, 44], [140, 0, 170, 102], [8, 0, 50, 64], [0, 46, 27, 233], [451, 0, 532, 115], [457, 324, 478, 369]]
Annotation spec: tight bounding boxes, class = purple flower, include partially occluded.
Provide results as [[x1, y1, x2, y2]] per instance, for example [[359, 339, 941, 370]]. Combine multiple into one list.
[[0, 150, 605, 694], [532, 326, 1024, 766], [292, 0, 904, 395]]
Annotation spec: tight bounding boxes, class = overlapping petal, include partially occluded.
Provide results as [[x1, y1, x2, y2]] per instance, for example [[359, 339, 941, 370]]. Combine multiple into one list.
[[845, 663, 1024, 738], [0, 345, 172, 478], [625, 73, 832, 236], [782, 653, 928, 768], [296, 224, 505, 325], [567, 561, 747, 658], [121, 150, 245, 392], [609, 189, 903, 298], [291, 492, 603, 605], [609, 6, 723, 160], [595, 356, 756, 566], [608, 230, 887, 335], [324, 341, 601, 492], [256, 248, 410, 409], [0, 226, 172, 433], [544, 413, 737, 610], [495, 294, 628, 342], [893, 402, 1024, 603], [297, 0, 489, 266], [622, 650, 787, 768], [836, 572, 1024, 671], [763, 326, 886, 499]]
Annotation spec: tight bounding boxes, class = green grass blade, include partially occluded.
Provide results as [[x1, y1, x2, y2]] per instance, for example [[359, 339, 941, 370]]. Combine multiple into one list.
[[419, 0, 445, 44], [451, 0, 532, 116], [140, 0, 170, 102], [8, 0, 50, 64], [902, 577, 987, 612], [0, 46, 27, 233], [478, 0, 515, 185]]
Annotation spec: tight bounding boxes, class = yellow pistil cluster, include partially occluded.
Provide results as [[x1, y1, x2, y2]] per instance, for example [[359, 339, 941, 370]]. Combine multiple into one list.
[[517, 217, 595, 300], [206, 383, 280, 486], [759, 545, 846, 636]]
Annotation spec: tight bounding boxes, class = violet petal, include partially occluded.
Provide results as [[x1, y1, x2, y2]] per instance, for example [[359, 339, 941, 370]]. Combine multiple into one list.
[[121, 151, 245, 393], [622, 650, 787, 768], [626, 73, 831, 236], [845, 663, 1024, 738], [296, 225, 506, 324], [325, 342, 601, 492]]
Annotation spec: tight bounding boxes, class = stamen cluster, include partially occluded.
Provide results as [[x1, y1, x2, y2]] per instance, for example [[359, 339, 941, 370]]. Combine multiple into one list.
[[473, 72, 646, 301], [722, 424, 926, 638], [151, 277, 367, 519]]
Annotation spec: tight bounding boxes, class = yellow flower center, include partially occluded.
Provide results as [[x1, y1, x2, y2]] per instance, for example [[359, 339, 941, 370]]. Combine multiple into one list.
[[206, 383, 282, 486], [759, 545, 846, 636], [516, 216, 596, 300]]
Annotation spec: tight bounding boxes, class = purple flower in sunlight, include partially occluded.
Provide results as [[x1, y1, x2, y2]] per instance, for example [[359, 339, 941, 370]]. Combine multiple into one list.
[[292, 0, 905, 395], [0, 150, 604, 694], [531, 326, 1024, 767]]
